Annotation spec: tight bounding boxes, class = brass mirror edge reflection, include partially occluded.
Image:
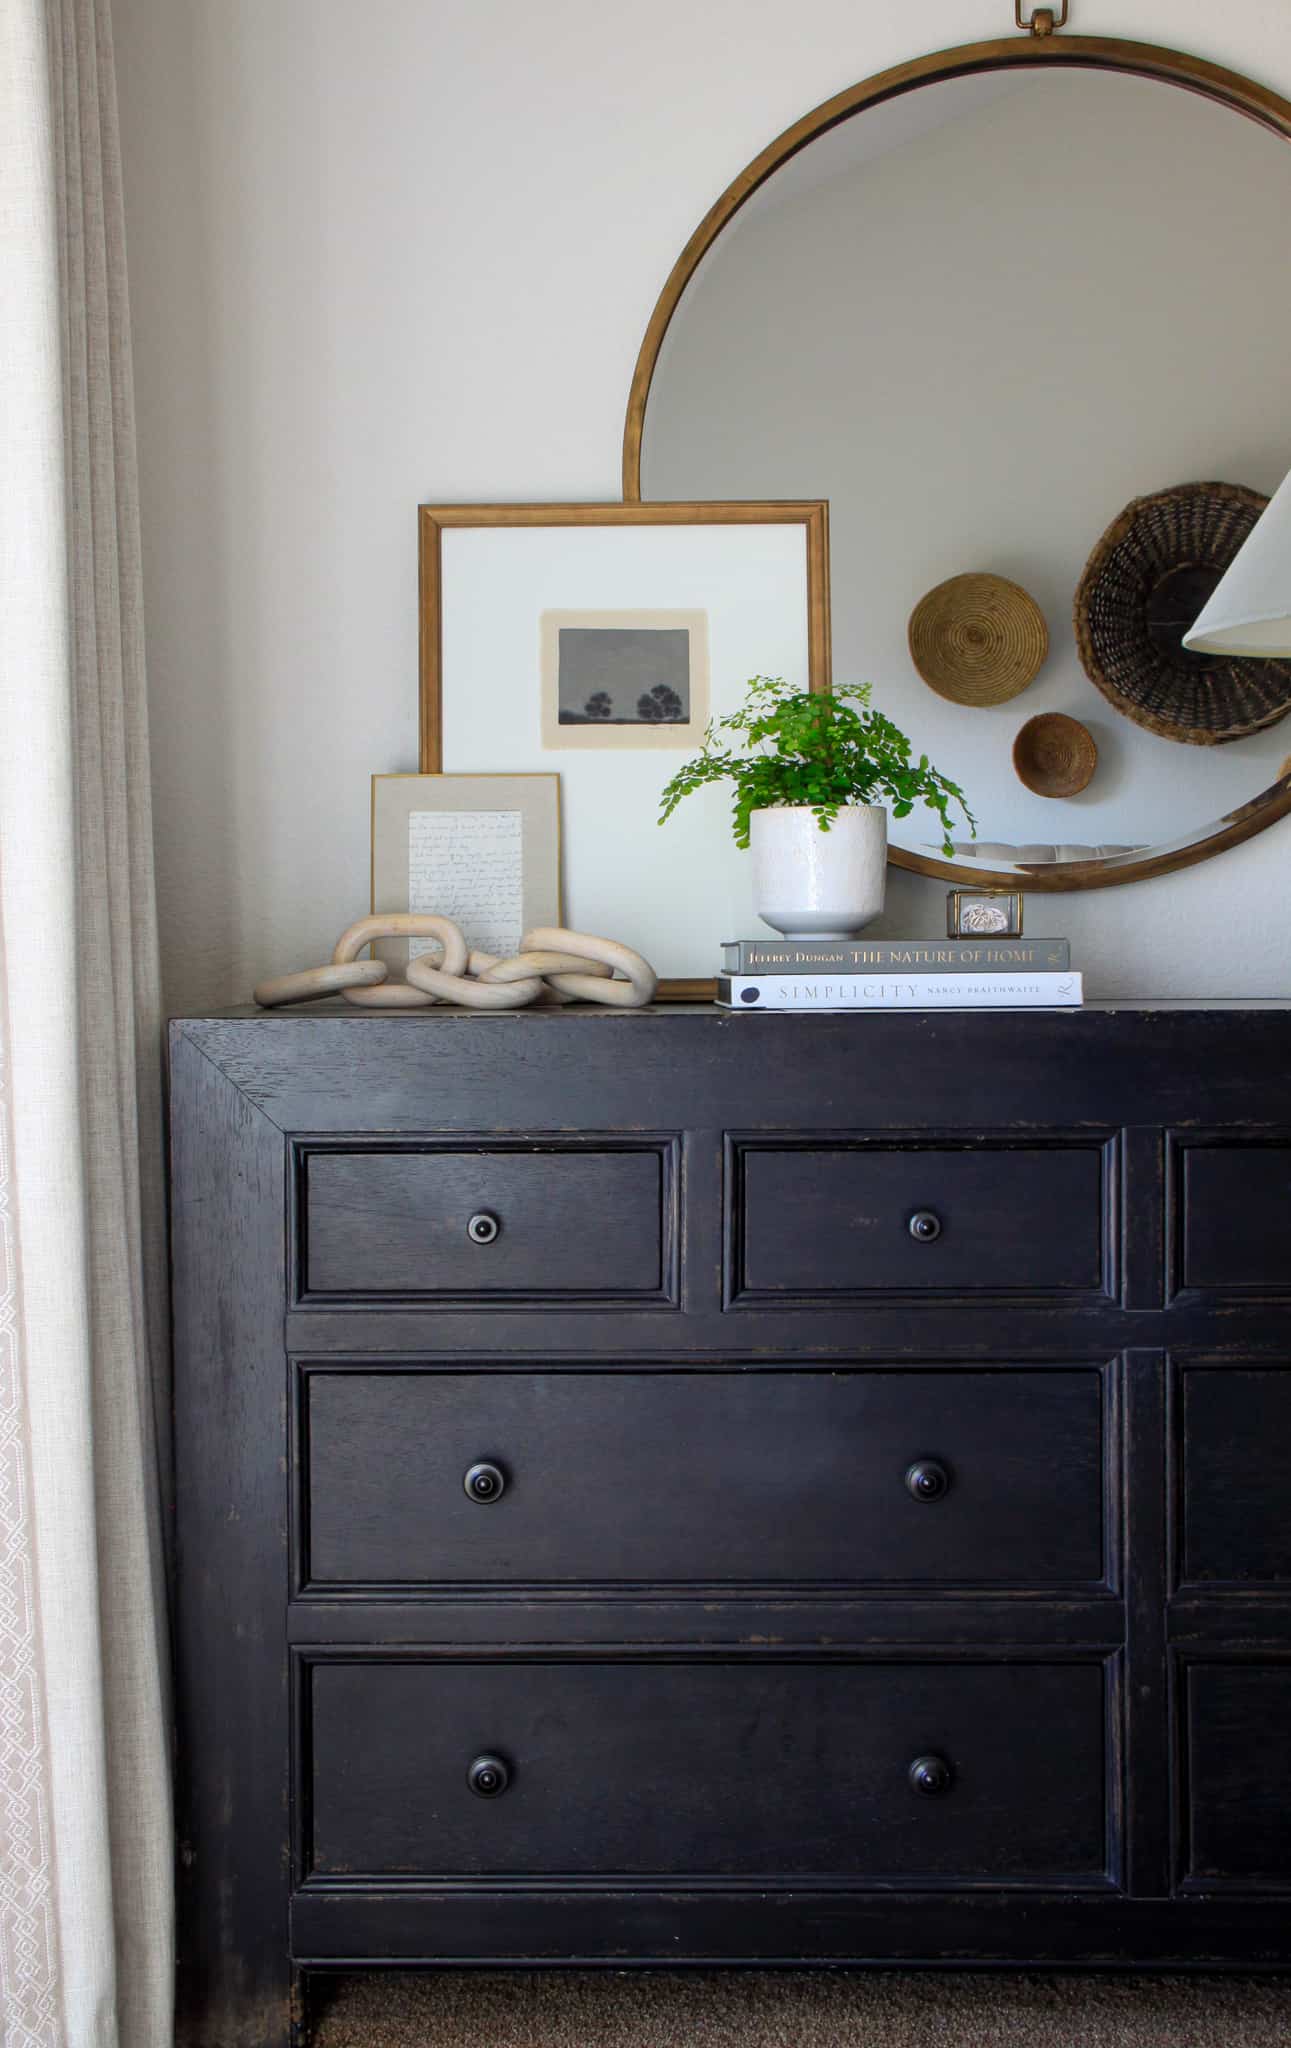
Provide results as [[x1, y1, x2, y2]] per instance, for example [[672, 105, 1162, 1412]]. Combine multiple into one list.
[[621, 34, 1291, 892]]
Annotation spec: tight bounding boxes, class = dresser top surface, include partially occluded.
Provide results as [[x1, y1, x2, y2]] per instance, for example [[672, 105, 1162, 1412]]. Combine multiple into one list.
[[176, 997, 1291, 1024], [169, 1001, 1291, 1129]]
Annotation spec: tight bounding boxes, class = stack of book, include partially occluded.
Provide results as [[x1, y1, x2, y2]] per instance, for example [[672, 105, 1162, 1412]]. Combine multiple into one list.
[[715, 937, 1081, 1010]]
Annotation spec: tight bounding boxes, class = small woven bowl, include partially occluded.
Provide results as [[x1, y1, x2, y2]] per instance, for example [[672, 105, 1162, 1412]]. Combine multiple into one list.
[[1013, 713, 1098, 798], [1073, 481, 1291, 745], [908, 572, 1049, 707]]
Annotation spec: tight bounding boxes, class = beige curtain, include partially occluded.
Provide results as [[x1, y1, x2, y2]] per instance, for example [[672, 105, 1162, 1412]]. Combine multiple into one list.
[[0, 0, 173, 2044]]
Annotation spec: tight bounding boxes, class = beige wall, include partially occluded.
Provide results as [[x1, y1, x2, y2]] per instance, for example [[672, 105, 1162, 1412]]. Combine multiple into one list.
[[113, 0, 1291, 1010]]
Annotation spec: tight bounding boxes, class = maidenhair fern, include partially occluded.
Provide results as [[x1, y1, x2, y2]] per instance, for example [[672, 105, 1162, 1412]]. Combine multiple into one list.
[[658, 676, 975, 859]]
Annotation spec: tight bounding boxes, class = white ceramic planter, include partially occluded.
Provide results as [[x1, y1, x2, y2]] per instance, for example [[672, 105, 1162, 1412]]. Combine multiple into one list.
[[749, 804, 887, 938]]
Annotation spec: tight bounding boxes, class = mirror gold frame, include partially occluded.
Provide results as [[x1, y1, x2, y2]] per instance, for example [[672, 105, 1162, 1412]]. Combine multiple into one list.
[[622, 34, 1291, 892]]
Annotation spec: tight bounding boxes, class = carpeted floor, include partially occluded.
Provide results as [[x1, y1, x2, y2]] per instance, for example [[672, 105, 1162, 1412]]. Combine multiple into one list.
[[311, 1969, 1291, 2046]]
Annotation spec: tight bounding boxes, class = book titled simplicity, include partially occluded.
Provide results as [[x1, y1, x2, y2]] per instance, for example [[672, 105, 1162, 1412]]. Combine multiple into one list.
[[717, 971, 1084, 1010]]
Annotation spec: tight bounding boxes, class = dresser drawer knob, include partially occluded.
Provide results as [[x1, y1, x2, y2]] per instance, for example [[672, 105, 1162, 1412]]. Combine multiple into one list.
[[908, 1209, 942, 1243], [467, 1211, 501, 1245], [905, 1459, 950, 1503], [467, 1753, 511, 1799], [908, 1753, 953, 1797], [463, 1461, 507, 1504]]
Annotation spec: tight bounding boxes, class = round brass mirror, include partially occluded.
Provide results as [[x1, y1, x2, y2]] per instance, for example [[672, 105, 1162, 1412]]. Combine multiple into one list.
[[624, 35, 1291, 891]]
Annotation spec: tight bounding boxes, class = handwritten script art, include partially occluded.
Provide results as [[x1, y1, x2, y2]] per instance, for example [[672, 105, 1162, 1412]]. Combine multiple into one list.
[[407, 809, 523, 958]]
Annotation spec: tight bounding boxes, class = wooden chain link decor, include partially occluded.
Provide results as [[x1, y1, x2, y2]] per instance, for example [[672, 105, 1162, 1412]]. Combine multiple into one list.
[[253, 915, 658, 1010]]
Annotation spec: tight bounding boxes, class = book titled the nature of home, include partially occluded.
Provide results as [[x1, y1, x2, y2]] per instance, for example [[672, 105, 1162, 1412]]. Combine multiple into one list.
[[717, 971, 1084, 1010], [721, 938, 1070, 973]]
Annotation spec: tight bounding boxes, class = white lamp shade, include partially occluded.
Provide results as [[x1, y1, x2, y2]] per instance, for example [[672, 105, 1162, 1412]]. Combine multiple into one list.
[[1183, 466, 1291, 656]]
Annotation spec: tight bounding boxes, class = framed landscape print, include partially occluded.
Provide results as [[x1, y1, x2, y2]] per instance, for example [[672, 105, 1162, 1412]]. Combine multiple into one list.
[[418, 501, 831, 989], [539, 608, 710, 749], [370, 773, 560, 973]]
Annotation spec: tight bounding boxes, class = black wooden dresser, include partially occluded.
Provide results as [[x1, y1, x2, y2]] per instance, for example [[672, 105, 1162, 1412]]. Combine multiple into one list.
[[169, 1001, 1291, 2045]]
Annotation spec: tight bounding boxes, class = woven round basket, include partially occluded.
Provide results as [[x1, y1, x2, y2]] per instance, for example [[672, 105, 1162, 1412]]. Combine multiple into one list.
[[1073, 482, 1291, 746], [908, 572, 1049, 707], [1012, 712, 1098, 798]]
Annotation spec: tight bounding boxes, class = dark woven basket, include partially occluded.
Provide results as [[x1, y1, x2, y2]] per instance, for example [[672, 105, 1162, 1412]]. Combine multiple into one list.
[[1073, 482, 1291, 746]]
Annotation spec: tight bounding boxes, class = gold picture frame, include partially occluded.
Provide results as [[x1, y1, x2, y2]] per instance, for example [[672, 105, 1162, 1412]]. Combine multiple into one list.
[[418, 501, 832, 1000]]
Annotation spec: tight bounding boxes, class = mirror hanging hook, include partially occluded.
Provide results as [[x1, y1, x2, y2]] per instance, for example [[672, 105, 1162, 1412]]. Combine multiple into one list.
[[1015, 0, 1068, 32]]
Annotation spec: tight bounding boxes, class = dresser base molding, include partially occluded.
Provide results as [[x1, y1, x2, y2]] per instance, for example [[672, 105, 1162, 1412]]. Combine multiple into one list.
[[289, 1891, 1291, 1968]]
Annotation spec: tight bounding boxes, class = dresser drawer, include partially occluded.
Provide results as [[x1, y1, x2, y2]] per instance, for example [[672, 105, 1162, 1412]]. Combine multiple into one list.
[[730, 1140, 1112, 1301], [298, 1366, 1107, 1591], [297, 1142, 675, 1303], [1183, 1663, 1291, 1886], [303, 1657, 1110, 1885], [1178, 1141, 1291, 1296], [1180, 1367, 1291, 1585]]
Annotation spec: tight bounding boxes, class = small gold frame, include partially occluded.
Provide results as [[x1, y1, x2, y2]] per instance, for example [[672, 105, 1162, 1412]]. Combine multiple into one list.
[[947, 888, 1025, 938]]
